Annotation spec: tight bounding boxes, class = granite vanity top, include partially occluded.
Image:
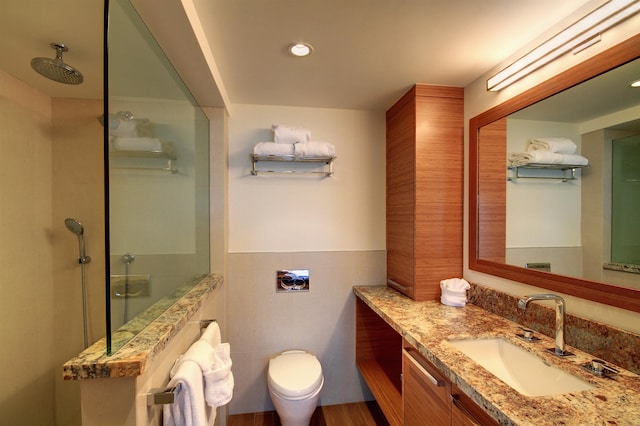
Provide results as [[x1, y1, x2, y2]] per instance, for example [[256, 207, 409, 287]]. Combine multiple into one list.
[[63, 274, 222, 380], [354, 285, 640, 426]]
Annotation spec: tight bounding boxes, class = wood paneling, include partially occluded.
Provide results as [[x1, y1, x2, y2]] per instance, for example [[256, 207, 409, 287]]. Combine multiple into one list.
[[355, 299, 402, 426], [387, 84, 464, 301]]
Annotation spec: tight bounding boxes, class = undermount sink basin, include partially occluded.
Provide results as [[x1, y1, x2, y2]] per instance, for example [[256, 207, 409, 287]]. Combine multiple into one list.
[[449, 338, 595, 397]]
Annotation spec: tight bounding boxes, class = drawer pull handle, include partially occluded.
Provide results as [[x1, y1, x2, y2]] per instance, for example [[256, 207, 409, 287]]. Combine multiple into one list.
[[403, 348, 444, 387]]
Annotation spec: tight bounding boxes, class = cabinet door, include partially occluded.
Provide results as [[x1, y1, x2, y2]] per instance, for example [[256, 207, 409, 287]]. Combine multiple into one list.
[[451, 387, 499, 426], [402, 348, 450, 426]]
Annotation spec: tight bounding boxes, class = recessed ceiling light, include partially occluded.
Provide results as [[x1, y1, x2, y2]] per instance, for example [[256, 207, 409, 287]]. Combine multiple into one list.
[[630, 79, 640, 88], [289, 43, 313, 57]]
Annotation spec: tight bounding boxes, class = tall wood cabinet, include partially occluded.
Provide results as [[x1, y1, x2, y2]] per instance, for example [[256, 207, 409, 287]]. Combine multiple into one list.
[[386, 84, 464, 300]]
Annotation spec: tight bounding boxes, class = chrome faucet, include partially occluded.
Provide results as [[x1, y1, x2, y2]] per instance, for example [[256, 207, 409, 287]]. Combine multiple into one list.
[[517, 294, 574, 357]]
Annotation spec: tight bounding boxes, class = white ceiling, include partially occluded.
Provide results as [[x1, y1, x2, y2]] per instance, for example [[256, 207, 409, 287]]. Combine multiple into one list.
[[0, 0, 606, 111]]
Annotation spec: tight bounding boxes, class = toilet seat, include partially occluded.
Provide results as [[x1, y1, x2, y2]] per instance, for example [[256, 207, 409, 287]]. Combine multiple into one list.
[[268, 350, 323, 398]]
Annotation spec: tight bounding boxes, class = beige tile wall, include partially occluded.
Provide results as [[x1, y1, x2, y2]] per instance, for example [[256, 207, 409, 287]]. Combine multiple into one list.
[[227, 250, 386, 415]]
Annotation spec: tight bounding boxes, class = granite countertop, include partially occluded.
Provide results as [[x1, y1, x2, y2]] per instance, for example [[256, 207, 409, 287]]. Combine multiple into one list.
[[354, 285, 640, 426], [63, 274, 222, 380]]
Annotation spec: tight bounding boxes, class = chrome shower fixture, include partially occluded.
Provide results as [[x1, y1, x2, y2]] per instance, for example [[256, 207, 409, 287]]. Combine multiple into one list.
[[31, 43, 84, 85], [98, 111, 135, 129], [65, 218, 91, 264]]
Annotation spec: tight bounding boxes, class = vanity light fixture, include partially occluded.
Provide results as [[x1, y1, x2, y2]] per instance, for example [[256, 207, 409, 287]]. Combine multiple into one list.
[[487, 0, 640, 91], [289, 42, 313, 57], [630, 79, 640, 88]]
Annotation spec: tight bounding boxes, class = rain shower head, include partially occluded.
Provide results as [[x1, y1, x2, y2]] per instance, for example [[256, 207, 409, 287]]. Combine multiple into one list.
[[65, 218, 84, 236], [31, 43, 84, 85]]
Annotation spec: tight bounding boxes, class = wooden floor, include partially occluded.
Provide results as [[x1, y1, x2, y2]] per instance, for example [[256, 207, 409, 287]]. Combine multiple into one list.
[[228, 401, 390, 426]]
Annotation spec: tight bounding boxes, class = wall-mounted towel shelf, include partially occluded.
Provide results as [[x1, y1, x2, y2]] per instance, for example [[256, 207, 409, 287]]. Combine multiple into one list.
[[250, 154, 335, 176], [110, 147, 178, 174], [507, 164, 588, 182]]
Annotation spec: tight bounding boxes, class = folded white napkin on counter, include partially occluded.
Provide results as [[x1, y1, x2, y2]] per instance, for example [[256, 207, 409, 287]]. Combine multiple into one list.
[[440, 278, 470, 307]]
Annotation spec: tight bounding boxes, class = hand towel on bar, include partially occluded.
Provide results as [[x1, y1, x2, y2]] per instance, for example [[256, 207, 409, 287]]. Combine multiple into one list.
[[180, 340, 234, 408], [111, 137, 163, 152], [253, 142, 294, 156], [199, 321, 221, 347], [162, 360, 209, 426], [203, 343, 234, 407], [527, 137, 577, 154], [272, 124, 311, 144], [509, 151, 589, 166], [294, 141, 336, 158]]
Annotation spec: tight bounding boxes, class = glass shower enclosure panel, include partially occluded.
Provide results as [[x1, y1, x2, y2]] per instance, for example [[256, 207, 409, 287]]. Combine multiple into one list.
[[106, 0, 210, 354], [611, 134, 640, 265]]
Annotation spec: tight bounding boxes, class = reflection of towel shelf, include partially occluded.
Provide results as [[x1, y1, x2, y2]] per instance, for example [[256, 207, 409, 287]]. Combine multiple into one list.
[[110, 148, 178, 174], [250, 154, 335, 176], [507, 164, 589, 182]]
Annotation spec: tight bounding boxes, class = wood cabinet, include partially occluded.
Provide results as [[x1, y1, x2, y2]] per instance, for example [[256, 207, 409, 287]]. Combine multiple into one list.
[[402, 347, 450, 425], [355, 298, 402, 426], [402, 339, 499, 426], [386, 84, 464, 301], [355, 299, 498, 426]]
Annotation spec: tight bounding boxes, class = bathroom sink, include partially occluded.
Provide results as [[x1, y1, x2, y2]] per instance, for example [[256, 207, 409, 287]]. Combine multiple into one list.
[[448, 338, 595, 396]]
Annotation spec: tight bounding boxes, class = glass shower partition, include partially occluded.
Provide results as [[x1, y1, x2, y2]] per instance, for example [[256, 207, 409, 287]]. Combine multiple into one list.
[[106, 0, 210, 354]]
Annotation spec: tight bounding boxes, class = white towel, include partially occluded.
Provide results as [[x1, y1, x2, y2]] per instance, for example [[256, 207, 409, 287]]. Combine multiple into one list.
[[253, 142, 294, 157], [528, 137, 577, 154], [272, 124, 311, 144], [109, 117, 154, 138], [162, 360, 209, 426], [199, 321, 221, 347], [203, 343, 234, 407], [294, 141, 336, 158], [509, 151, 589, 166], [111, 137, 163, 152], [178, 339, 234, 408]]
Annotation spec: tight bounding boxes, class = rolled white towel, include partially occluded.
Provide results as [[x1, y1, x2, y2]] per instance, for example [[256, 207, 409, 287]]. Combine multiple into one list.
[[294, 141, 336, 158], [441, 294, 467, 307], [109, 117, 154, 138], [528, 138, 576, 154], [111, 137, 163, 152], [253, 142, 294, 156], [272, 124, 311, 144]]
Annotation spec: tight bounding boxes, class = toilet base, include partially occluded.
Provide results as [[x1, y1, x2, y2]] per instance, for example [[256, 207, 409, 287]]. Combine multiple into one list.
[[268, 379, 322, 426]]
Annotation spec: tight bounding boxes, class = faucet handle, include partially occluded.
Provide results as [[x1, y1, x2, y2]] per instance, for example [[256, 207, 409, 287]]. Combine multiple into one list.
[[516, 327, 540, 342]]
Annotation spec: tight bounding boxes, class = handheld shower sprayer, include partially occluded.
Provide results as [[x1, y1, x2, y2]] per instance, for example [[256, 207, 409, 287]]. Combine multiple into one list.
[[65, 218, 91, 264]]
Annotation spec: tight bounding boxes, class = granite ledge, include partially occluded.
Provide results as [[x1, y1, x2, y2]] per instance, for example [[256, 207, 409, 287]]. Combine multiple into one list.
[[603, 262, 640, 275], [354, 285, 640, 426], [63, 274, 222, 380]]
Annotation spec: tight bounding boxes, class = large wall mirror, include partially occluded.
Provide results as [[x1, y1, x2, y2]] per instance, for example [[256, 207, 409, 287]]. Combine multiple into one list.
[[470, 34, 640, 313]]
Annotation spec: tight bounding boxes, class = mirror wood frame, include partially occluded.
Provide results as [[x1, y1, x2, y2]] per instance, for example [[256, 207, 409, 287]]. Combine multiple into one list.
[[469, 33, 640, 313]]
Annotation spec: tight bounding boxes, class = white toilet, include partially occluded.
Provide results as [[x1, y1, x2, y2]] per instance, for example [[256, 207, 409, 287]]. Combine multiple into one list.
[[268, 349, 324, 426]]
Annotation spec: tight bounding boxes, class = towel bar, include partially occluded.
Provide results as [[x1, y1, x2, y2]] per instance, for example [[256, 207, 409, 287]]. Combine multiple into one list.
[[200, 319, 216, 333], [147, 384, 181, 405]]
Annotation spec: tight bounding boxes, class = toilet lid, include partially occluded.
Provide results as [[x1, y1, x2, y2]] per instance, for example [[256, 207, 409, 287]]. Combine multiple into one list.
[[268, 350, 323, 397]]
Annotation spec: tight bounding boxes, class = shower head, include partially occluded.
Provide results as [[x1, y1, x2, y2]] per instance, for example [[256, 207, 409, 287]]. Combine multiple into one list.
[[65, 218, 84, 236], [65, 218, 91, 264], [31, 43, 84, 85]]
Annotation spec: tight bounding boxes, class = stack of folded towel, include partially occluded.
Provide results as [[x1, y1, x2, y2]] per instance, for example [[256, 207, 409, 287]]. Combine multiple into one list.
[[440, 278, 471, 307], [252, 124, 336, 158], [509, 137, 589, 166], [107, 111, 165, 153], [163, 322, 234, 426]]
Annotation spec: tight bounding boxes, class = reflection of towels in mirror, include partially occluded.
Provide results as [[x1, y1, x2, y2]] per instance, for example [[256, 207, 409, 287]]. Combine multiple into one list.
[[527, 137, 576, 154]]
